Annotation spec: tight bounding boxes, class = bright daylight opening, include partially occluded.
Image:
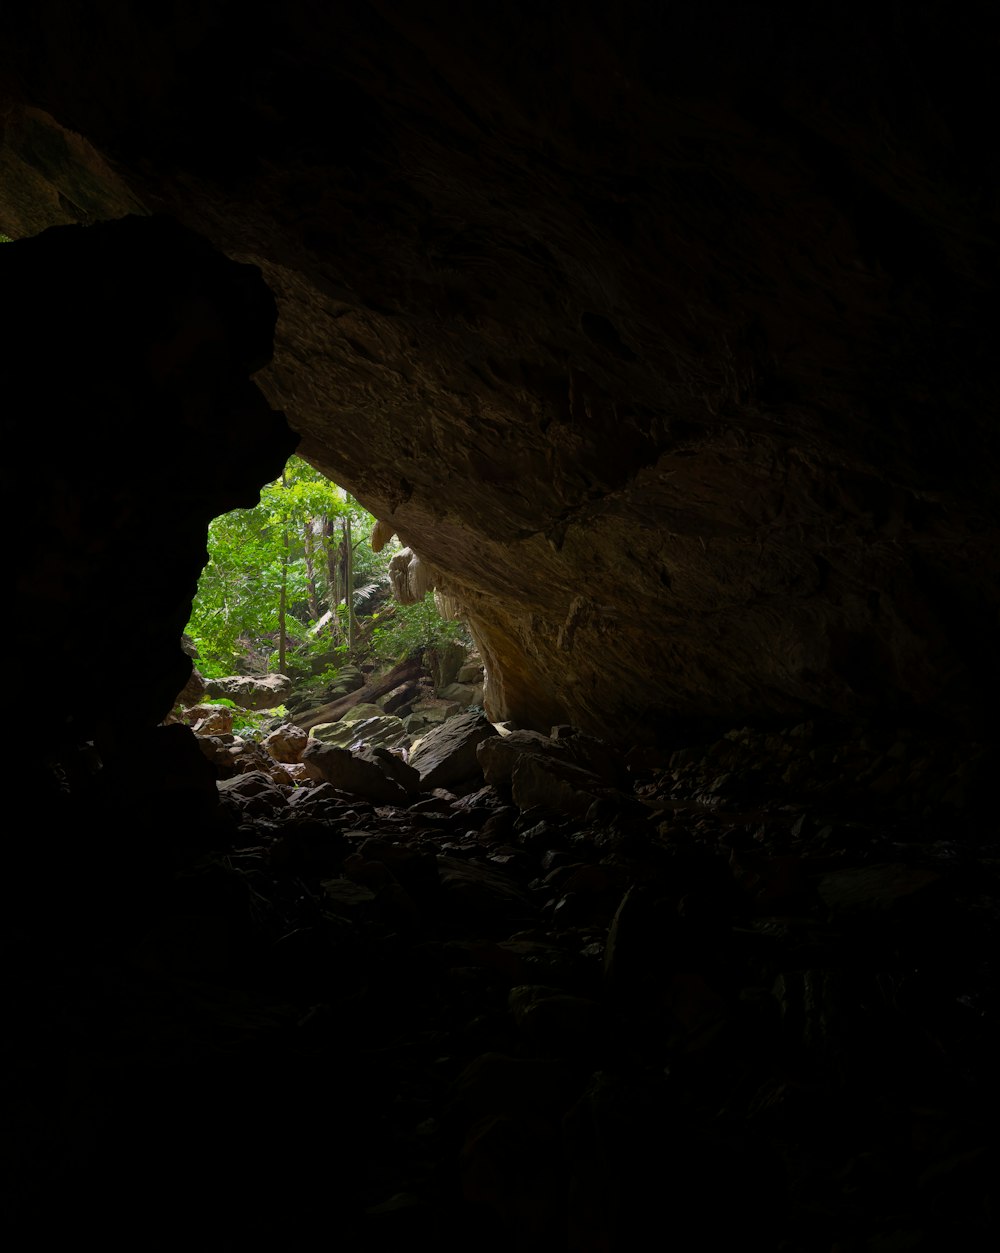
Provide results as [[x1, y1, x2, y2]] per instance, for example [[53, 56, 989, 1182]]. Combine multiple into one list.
[[178, 455, 480, 752]]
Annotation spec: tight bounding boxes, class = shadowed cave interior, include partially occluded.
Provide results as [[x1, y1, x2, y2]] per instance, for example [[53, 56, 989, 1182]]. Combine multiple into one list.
[[1, 4, 998, 1250]]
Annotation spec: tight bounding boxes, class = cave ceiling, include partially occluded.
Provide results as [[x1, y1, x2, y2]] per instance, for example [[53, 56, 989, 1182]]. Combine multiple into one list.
[[2, 2, 998, 738]]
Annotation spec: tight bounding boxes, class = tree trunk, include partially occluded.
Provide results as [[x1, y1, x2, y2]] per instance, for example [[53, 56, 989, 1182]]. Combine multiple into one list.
[[278, 471, 289, 673], [323, 515, 341, 642], [303, 519, 321, 621], [344, 512, 357, 651], [296, 653, 425, 729]]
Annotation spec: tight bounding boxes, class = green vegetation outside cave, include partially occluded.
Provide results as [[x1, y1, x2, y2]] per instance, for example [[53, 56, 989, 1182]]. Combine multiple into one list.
[[185, 455, 468, 729]]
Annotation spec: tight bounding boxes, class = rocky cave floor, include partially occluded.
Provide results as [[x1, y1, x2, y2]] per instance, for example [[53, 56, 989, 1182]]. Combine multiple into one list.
[[6, 715, 999, 1252]]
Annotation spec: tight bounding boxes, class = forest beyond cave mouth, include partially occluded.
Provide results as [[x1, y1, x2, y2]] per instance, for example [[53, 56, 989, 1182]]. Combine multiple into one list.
[[179, 452, 477, 743]]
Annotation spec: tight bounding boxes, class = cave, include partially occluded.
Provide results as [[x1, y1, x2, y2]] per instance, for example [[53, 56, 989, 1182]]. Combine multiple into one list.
[[1, 4, 997, 1250]]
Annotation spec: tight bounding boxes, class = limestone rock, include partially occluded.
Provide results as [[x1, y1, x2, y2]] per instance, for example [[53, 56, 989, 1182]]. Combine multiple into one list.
[[284, 781, 352, 821], [370, 519, 396, 552], [437, 682, 484, 709], [263, 723, 309, 763], [197, 732, 287, 780], [388, 548, 437, 604], [478, 731, 557, 786], [478, 728, 622, 816], [548, 726, 630, 788], [216, 770, 288, 818], [428, 641, 468, 692], [203, 674, 292, 711], [330, 664, 364, 694], [359, 744, 421, 796], [341, 703, 389, 723], [510, 754, 612, 818], [278, 761, 309, 782], [301, 741, 410, 805], [184, 704, 233, 735], [310, 714, 410, 753], [173, 665, 206, 711], [409, 711, 498, 791], [403, 701, 455, 736]]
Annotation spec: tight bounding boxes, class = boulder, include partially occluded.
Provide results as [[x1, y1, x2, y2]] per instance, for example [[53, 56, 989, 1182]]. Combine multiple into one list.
[[278, 762, 309, 782], [409, 711, 499, 791], [173, 665, 207, 710], [403, 700, 456, 735], [478, 728, 623, 816], [203, 673, 292, 710], [478, 731, 556, 785], [263, 722, 309, 763], [358, 745, 421, 796], [310, 714, 410, 753], [389, 547, 438, 604], [510, 754, 612, 818], [284, 781, 353, 821], [341, 702, 390, 723], [549, 726, 630, 788], [216, 770, 288, 819], [427, 640, 468, 691], [301, 741, 411, 805], [184, 704, 234, 735], [329, 663, 364, 694], [198, 732, 301, 783], [437, 682, 484, 709]]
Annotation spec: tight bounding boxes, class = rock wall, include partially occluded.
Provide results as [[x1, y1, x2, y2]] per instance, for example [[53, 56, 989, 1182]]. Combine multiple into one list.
[[2, 3, 999, 739], [0, 215, 295, 753]]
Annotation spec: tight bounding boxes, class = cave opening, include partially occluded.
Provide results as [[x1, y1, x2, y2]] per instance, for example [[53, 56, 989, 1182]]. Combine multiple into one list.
[[180, 450, 480, 747]]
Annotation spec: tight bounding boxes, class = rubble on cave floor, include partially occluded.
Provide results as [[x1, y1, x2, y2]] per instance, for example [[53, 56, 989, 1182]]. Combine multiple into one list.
[[7, 716, 998, 1251]]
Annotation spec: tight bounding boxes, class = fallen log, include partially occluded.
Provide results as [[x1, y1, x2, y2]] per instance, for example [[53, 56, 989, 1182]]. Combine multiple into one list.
[[295, 653, 425, 730]]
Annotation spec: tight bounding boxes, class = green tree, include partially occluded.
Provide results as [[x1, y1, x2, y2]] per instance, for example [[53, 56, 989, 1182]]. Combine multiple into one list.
[[369, 596, 469, 666], [186, 455, 469, 688], [187, 456, 359, 678]]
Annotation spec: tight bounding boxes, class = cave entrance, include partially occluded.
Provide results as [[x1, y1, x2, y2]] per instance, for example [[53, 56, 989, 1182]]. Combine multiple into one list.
[[180, 454, 476, 743]]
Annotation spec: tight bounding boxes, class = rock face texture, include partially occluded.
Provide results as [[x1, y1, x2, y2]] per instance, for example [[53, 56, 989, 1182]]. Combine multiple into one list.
[[203, 674, 293, 711], [2, 3, 999, 739]]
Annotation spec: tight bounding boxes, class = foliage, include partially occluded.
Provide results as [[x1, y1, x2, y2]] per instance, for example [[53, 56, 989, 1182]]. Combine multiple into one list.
[[189, 456, 352, 673], [232, 705, 288, 738], [369, 595, 469, 665], [186, 455, 466, 687], [199, 700, 288, 739]]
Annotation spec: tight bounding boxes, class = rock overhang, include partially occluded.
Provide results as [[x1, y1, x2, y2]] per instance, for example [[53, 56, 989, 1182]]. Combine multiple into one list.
[[2, 3, 999, 742]]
